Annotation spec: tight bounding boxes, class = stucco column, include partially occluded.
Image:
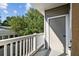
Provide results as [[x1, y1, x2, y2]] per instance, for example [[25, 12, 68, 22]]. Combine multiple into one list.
[[71, 3, 79, 56]]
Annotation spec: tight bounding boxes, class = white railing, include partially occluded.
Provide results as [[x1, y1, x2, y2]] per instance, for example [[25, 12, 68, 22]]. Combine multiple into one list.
[[0, 33, 44, 56]]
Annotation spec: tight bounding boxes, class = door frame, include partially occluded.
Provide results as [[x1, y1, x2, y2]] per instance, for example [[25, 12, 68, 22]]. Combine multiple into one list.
[[47, 14, 69, 54]]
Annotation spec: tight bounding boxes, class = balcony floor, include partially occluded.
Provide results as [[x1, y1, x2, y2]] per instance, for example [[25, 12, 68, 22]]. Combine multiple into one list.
[[33, 47, 51, 56], [33, 46, 70, 56]]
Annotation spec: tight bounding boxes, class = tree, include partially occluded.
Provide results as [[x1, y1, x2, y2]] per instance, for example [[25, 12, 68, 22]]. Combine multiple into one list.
[[2, 17, 11, 26], [8, 16, 27, 36], [0, 16, 2, 26], [0, 20, 1, 26], [2, 8, 44, 36], [24, 8, 44, 34]]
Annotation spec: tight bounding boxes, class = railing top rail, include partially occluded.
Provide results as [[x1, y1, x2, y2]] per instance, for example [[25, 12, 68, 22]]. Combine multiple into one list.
[[0, 33, 44, 46]]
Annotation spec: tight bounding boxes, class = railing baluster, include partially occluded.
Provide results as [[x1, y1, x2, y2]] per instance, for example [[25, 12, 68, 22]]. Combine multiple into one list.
[[26, 39, 28, 56], [33, 36, 36, 51], [23, 39, 25, 56], [20, 40, 22, 56], [4, 45, 7, 56], [32, 37, 33, 51], [15, 41, 18, 56], [10, 43, 13, 56], [30, 37, 31, 52], [29, 38, 30, 53], [35, 36, 37, 50], [31, 37, 33, 51], [31, 37, 32, 51]]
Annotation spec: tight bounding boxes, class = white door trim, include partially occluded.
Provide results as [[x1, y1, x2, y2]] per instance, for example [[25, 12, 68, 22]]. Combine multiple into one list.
[[47, 14, 69, 54]]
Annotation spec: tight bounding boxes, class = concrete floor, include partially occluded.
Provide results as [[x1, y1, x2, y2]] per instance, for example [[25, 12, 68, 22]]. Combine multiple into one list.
[[33, 47, 50, 56], [33, 47, 70, 56]]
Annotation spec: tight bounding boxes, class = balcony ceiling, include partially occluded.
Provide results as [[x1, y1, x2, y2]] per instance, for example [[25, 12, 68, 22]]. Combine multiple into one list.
[[31, 3, 66, 15]]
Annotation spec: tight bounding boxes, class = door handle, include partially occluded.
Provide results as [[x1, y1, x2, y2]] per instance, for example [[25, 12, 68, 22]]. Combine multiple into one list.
[[63, 35, 66, 37]]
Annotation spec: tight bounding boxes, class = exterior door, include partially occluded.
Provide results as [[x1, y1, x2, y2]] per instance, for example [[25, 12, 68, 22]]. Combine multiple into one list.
[[49, 15, 66, 56]]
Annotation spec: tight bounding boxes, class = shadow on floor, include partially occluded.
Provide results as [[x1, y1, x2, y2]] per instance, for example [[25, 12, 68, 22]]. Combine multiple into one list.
[[58, 53, 67, 56], [33, 47, 51, 56], [34, 47, 67, 56]]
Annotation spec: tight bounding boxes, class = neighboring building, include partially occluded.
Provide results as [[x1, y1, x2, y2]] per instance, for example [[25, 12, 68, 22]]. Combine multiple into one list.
[[0, 26, 17, 40]]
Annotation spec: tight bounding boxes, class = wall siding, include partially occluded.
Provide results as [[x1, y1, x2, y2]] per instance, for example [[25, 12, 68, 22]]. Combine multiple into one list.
[[45, 4, 70, 18], [71, 3, 79, 56]]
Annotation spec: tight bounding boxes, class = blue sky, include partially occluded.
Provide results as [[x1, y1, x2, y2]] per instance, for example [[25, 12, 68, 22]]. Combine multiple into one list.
[[0, 3, 31, 22]]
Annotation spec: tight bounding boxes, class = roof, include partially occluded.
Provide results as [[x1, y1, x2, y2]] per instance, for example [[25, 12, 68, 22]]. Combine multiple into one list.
[[0, 26, 11, 29], [0, 26, 16, 36], [30, 3, 66, 15]]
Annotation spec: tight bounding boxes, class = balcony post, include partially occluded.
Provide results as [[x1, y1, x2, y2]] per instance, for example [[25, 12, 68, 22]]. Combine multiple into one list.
[[33, 33, 37, 51], [4, 45, 7, 56]]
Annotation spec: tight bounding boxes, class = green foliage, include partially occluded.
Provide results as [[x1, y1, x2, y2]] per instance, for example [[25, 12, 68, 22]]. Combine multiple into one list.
[[2, 17, 12, 26], [24, 8, 44, 35], [2, 8, 44, 36], [8, 16, 27, 36]]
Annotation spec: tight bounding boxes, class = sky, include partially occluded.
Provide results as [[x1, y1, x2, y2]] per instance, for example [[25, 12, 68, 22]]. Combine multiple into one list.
[[0, 3, 31, 22]]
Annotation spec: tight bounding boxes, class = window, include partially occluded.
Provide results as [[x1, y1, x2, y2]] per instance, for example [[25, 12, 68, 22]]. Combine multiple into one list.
[[15, 35, 18, 37], [3, 35, 8, 39], [10, 35, 13, 38]]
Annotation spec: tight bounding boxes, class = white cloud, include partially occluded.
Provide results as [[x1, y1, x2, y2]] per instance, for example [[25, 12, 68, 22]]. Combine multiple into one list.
[[3, 10, 8, 14], [0, 3, 8, 9], [25, 3, 31, 11], [13, 10, 17, 14]]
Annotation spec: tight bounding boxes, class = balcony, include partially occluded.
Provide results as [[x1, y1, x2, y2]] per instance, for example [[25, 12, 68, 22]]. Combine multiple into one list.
[[0, 33, 45, 56], [0, 32, 71, 56]]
